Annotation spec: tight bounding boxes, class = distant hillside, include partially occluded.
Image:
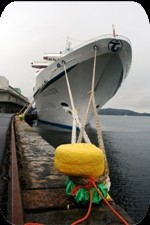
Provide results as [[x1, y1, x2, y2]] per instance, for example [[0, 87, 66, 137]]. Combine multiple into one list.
[[99, 108, 150, 116]]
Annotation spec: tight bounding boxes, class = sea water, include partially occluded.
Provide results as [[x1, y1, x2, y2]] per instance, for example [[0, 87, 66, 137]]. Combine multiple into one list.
[[36, 115, 150, 224]]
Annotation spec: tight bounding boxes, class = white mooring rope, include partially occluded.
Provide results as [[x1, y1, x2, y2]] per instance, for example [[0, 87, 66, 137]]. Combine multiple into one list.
[[77, 46, 105, 150], [63, 46, 105, 151], [63, 61, 91, 144]]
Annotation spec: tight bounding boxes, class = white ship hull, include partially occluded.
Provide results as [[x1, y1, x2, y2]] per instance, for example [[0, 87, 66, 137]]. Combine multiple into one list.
[[32, 34, 132, 131]]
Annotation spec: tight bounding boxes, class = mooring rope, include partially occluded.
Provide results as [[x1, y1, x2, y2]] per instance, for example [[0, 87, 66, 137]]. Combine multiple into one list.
[[63, 61, 77, 143], [63, 61, 90, 143], [77, 93, 93, 143], [77, 46, 98, 143], [62, 46, 106, 151], [92, 94, 105, 150], [91, 46, 105, 150], [77, 46, 104, 150]]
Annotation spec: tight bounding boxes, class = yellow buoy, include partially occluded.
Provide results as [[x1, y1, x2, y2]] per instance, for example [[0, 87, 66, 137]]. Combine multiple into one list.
[[54, 143, 105, 178]]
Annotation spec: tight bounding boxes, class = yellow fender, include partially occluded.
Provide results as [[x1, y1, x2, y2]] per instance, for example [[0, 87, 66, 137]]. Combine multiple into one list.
[[54, 143, 105, 178]]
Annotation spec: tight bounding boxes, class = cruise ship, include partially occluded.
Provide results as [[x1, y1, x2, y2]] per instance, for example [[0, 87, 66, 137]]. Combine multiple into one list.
[[31, 32, 132, 131]]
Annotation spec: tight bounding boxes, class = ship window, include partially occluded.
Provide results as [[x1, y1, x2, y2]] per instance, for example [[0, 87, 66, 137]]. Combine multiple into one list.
[[61, 102, 72, 115], [61, 102, 69, 107]]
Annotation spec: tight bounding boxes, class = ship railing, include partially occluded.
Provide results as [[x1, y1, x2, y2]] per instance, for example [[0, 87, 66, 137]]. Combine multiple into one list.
[[64, 34, 131, 53]]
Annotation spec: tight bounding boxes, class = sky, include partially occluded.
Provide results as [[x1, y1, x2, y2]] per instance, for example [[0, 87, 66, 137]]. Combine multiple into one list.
[[0, 1, 149, 113]]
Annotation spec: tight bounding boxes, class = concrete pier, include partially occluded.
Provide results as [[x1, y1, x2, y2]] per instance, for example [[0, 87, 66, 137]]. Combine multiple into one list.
[[5, 116, 134, 225], [0, 76, 30, 113]]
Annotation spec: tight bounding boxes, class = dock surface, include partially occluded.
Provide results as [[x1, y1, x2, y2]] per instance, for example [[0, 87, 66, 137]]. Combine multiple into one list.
[[2, 115, 134, 224]]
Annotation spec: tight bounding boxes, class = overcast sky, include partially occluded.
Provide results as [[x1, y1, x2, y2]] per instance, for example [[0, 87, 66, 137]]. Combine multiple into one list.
[[0, 1, 149, 113]]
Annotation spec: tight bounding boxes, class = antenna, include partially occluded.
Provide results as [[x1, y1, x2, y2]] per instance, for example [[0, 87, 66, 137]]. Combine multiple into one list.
[[112, 24, 116, 37], [65, 36, 72, 51]]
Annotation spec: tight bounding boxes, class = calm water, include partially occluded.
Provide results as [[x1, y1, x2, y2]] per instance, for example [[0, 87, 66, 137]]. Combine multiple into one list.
[[36, 115, 150, 224]]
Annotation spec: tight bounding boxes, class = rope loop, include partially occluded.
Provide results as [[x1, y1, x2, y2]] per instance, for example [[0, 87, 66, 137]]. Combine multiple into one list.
[[62, 59, 66, 64], [71, 177, 95, 196], [93, 45, 98, 51]]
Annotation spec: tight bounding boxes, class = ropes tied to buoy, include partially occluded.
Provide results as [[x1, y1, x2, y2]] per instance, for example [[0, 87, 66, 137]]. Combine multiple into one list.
[[55, 47, 129, 225], [62, 45, 110, 193], [70, 177, 129, 225]]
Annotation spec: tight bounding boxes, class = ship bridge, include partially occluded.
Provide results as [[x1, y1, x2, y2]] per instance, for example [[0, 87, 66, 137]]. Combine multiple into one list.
[[0, 76, 30, 113]]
